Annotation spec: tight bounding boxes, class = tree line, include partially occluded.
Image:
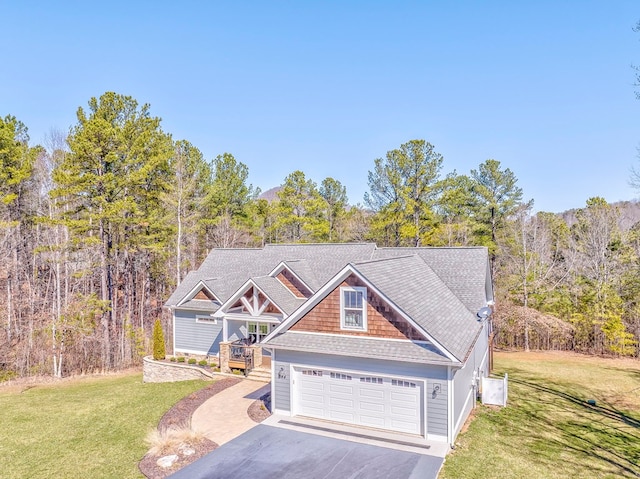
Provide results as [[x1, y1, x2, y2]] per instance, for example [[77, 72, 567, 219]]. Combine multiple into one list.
[[1, 91, 637, 380]]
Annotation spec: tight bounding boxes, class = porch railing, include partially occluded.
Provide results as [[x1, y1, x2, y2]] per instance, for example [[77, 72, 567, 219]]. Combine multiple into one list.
[[228, 340, 254, 376]]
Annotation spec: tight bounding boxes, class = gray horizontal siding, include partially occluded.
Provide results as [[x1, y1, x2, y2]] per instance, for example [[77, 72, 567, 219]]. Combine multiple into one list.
[[174, 310, 223, 354], [427, 379, 448, 436], [273, 358, 291, 412], [228, 321, 248, 342]]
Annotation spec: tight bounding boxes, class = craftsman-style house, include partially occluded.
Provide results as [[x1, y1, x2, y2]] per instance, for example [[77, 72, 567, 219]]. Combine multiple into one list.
[[164, 243, 493, 445]]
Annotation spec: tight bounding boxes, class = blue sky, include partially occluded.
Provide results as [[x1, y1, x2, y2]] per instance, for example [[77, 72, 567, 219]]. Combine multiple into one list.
[[2, 1, 639, 212]]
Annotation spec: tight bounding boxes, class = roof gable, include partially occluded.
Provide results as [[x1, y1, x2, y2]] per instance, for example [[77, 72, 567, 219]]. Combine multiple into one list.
[[213, 277, 306, 319], [352, 255, 482, 361], [263, 263, 460, 363]]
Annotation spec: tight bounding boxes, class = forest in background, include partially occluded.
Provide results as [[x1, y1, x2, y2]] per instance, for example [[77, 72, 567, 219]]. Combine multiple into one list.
[[1, 91, 638, 380]]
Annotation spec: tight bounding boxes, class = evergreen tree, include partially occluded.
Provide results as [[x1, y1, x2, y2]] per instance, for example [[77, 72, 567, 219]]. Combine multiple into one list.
[[152, 318, 166, 360]]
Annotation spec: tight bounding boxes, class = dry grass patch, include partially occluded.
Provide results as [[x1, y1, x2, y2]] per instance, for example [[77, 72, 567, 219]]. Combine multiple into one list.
[[145, 425, 206, 457]]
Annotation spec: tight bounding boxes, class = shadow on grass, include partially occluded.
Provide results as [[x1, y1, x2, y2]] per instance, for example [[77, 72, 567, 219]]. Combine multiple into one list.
[[506, 377, 640, 477]]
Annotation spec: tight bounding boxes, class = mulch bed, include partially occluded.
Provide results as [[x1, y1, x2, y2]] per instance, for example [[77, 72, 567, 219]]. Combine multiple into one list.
[[139, 378, 275, 478], [139, 377, 241, 479], [248, 391, 272, 423]]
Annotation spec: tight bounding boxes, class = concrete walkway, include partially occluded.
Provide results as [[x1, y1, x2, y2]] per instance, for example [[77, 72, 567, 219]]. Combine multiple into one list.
[[191, 380, 270, 446]]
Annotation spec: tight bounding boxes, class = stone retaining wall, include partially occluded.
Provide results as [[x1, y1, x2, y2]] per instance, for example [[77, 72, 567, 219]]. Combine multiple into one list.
[[143, 356, 215, 383]]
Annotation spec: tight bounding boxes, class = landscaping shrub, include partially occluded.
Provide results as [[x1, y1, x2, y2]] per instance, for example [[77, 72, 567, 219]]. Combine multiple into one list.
[[188, 358, 197, 365], [169, 357, 177, 362], [177, 357, 186, 363], [152, 319, 166, 360], [198, 360, 208, 367]]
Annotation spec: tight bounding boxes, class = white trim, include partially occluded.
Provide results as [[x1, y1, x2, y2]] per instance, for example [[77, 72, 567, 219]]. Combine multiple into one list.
[[447, 366, 454, 446], [263, 264, 459, 363], [340, 286, 367, 331], [177, 280, 221, 306], [196, 315, 218, 325], [224, 313, 283, 323], [172, 312, 176, 356], [213, 279, 288, 319]]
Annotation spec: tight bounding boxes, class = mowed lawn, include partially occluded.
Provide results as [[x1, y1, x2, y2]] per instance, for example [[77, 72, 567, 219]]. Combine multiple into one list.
[[0, 372, 207, 479], [441, 351, 640, 479]]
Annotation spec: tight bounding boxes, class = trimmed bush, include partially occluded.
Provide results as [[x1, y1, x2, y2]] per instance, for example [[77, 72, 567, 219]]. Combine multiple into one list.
[[198, 360, 208, 367], [169, 357, 177, 362], [188, 358, 197, 365], [177, 357, 186, 363], [152, 319, 166, 361]]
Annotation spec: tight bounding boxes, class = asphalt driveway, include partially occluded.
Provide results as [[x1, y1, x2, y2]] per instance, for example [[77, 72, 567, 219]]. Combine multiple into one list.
[[168, 424, 443, 479]]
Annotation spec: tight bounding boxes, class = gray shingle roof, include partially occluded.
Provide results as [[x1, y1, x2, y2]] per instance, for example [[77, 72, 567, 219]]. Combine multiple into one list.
[[176, 299, 220, 313], [353, 255, 481, 362], [266, 331, 452, 365], [251, 276, 307, 316], [165, 244, 377, 307], [373, 247, 491, 313], [166, 243, 491, 364]]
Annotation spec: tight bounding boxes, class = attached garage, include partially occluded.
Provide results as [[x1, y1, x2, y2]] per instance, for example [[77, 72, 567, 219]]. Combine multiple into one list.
[[293, 367, 424, 436]]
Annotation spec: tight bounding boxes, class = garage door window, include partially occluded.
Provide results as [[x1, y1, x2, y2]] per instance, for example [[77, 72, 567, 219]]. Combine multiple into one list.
[[360, 376, 383, 384], [341, 286, 367, 330], [330, 372, 352, 380], [392, 379, 417, 388], [302, 369, 323, 376]]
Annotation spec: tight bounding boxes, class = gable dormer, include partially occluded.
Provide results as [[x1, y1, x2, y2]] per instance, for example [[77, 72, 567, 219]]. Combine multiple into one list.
[[269, 262, 313, 299], [177, 280, 221, 310]]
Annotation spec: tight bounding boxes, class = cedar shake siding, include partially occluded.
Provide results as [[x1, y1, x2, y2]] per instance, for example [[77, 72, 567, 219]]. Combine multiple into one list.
[[290, 275, 424, 340], [194, 289, 214, 300], [277, 271, 311, 298]]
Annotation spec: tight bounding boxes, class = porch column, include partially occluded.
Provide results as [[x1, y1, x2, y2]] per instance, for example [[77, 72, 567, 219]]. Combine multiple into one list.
[[219, 341, 231, 373], [251, 344, 263, 368]]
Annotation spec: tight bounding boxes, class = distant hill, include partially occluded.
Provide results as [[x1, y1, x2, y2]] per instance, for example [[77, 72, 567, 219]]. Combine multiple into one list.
[[559, 199, 640, 230], [258, 186, 281, 202]]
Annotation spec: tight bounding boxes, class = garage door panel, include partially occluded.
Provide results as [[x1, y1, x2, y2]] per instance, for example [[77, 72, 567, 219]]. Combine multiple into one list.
[[390, 391, 418, 403], [329, 384, 354, 395], [295, 367, 423, 436], [360, 388, 384, 400], [391, 419, 420, 434], [360, 414, 386, 428], [391, 405, 419, 417], [359, 401, 385, 413], [329, 397, 354, 408], [330, 410, 356, 422], [301, 380, 324, 392]]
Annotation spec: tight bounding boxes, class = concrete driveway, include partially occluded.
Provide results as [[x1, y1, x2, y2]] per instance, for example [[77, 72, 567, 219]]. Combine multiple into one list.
[[168, 424, 444, 479]]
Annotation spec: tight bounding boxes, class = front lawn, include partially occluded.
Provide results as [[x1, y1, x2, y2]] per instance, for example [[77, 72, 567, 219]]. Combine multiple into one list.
[[440, 351, 640, 479], [0, 372, 207, 479]]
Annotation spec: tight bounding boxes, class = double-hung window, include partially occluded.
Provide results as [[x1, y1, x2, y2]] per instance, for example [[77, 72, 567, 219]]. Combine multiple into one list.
[[248, 322, 269, 343], [340, 286, 367, 331]]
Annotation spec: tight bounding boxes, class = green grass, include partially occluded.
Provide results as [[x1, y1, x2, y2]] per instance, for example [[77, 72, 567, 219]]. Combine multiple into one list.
[[441, 351, 640, 479], [0, 372, 208, 479]]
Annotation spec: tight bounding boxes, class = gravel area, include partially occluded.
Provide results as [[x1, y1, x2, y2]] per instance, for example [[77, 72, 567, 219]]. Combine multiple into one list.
[[139, 377, 241, 479]]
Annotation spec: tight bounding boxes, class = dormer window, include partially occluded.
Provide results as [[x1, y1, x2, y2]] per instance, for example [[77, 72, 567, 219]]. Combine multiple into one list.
[[340, 286, 367, 331]]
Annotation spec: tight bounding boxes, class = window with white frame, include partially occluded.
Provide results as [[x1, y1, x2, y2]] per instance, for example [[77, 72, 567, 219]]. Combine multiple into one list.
[[248, 321, 270, 343], [196, 315, 217, 324], [340, 286, 367, 330]]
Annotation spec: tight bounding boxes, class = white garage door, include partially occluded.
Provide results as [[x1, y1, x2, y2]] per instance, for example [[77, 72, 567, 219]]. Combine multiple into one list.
[[295, 367, 423, 435]]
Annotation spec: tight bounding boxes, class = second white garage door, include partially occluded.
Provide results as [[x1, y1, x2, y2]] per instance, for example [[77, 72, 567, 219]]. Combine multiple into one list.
[[295, 367, 423, 435]]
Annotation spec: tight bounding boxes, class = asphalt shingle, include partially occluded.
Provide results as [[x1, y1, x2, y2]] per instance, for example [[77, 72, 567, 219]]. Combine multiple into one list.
[[266, 331, 452, 365]]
